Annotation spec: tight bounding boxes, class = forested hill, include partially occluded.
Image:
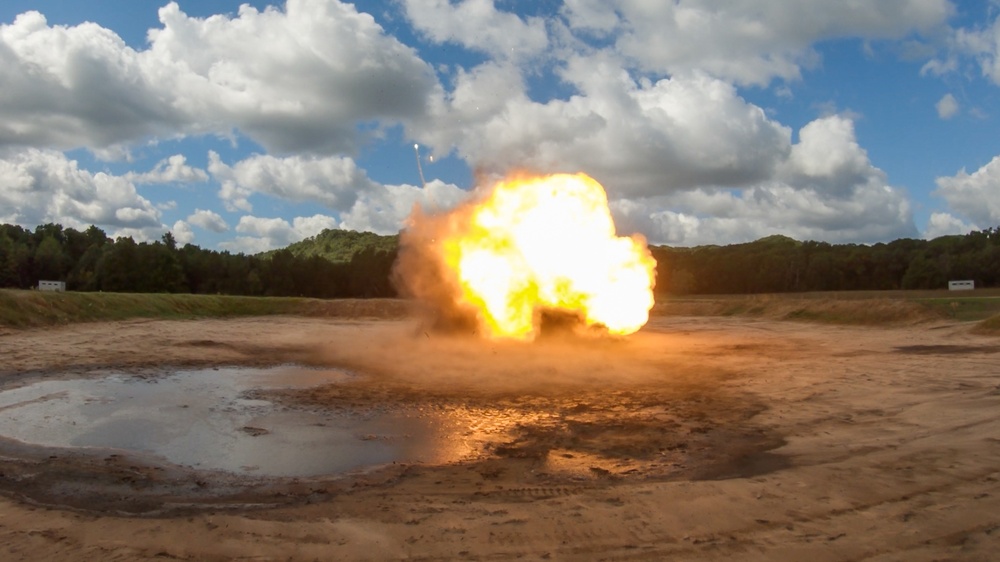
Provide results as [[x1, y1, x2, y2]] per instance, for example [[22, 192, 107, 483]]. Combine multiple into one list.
[[0, 223, 397, 298], [649, 230, 1000, 294], [262, 229, 398, 263], [1, 222, 998, 297]]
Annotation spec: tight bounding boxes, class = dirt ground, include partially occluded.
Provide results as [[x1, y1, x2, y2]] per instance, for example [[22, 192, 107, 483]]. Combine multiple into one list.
[[1, 311, 999, 561]]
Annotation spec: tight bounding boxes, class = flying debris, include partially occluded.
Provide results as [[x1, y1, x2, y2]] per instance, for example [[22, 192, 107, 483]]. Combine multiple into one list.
[[413, 143, 426, 188]]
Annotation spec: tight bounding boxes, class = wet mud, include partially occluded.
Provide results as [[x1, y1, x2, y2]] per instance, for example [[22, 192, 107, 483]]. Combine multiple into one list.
[[0, 319, 784, 516]]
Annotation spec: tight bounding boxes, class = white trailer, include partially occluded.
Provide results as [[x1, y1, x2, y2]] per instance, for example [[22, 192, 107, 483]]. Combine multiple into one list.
[[38, 280, 66, 292], [947, 280, 974, 291]]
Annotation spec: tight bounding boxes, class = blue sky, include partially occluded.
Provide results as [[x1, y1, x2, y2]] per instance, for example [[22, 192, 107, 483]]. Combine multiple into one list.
[[2, 0, 1000, 252]]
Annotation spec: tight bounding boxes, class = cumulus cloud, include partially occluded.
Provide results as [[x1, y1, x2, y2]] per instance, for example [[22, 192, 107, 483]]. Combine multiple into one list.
[[414, 59, 791, 199], [0, 1, 437, 154], [410, 53, 921, 246], [560, 0, 620, 36], [171, 219, 195, 245], [400, 0, 548, 59], [613, 183, 914, 246], [0, 148, 160, 230], [0, 11, 179, 150], [206, 150, 468, 235], [127, 154, 208, 184], [934, 155, 1000, 227], [207, 151, 378, 213], [220, 214, 340, 254], [605, 0, 952, 85], [935, 93, 959, 119], [187, 209, 229, 233], [398, 1, 950, 85], [611, 115, 917, 245], [924, 212, 978, 239], [779, 115, 875, 195], [339, 179, 468, 234]]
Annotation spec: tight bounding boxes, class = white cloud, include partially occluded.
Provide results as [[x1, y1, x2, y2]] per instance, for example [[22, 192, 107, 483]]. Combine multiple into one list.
[[920, 55, 958, 77], [922, 11, 1000, 86], [612, 179, 917, 246], [0, 11, 180, 150], [0, 147, 160, 230], [935, 93, 959, 119], [221, 214, 340, 253], [414, 59, 792, 199], [207, 151, 377, 213], [561, 0, 620, 36], [187, 209, 229, 233], [127, 154, 208, 184], [605, 0, 952, 86], [400, 0, 548, 59], [924, 212, 977, 239], [779, 115, 874, 195], [954, 14, 1000, 85], [0, 1, 437, 154], [339, 179, 468, 234], [612, 115, 917, 245], [412, 57, 917, 246], [934, 155, 1000, 226], [171, 219, 195, 245], [613, 181, 915, 246], [399, 1, 951, 85], [205, 150, 468, 235]]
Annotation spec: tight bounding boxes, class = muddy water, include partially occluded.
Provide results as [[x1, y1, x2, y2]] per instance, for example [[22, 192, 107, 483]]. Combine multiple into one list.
[[0, 366, 463, 477]]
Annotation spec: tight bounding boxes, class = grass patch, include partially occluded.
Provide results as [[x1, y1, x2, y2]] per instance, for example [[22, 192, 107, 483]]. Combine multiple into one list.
[[653, 293, 964, 326], [4, 288, 999, 331], [0, 289, 412, 329]]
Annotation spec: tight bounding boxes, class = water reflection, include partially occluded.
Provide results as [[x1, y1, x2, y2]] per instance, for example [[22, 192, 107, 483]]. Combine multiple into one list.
[[0, 366, 478, 477]]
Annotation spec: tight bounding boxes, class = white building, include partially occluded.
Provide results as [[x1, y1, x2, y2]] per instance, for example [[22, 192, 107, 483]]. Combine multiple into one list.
[[947, 280, 974, 291], [38, 280, 66, 292]]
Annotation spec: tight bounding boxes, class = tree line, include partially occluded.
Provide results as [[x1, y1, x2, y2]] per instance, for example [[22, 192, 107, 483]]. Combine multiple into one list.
[[0, 223, 396, 298], [650, 229, 1000, 294], [2, 222, 998, 297]]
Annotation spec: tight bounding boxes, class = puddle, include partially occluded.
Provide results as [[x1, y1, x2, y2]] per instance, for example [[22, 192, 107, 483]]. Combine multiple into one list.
[[0, 366, 467, 478]]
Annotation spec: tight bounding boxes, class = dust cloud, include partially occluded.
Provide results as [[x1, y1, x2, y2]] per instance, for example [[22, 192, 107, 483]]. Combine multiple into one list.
[[392, 201, 479, 335], [303, 320, 711, 397]]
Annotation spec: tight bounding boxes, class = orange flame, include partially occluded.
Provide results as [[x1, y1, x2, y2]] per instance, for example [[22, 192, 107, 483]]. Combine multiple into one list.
[[399, 172, 656, 341]]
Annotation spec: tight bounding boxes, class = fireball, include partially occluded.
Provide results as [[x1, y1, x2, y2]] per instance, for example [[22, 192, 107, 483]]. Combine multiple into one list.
[[398, 172, 656, 341]]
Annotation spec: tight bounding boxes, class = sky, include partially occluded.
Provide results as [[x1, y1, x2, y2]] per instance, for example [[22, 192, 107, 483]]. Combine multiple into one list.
[[2, 0, 1000, 253]]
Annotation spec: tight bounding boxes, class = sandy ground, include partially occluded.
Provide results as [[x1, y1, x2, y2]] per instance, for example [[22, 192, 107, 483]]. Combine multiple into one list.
[[1, 312, 999, 560]]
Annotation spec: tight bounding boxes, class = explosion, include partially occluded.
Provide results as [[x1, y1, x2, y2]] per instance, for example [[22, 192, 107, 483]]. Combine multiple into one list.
[[396, 172, 657, 341]]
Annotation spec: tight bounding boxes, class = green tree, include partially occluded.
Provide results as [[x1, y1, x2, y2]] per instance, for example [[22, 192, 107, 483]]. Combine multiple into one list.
[[0, 232, 19, 287], [135, 242, 185, 293], [95, 237, 140, 292], [162, 231, 178, 251], [33, 235, 68, 282], [901, 254, 946, 289]]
